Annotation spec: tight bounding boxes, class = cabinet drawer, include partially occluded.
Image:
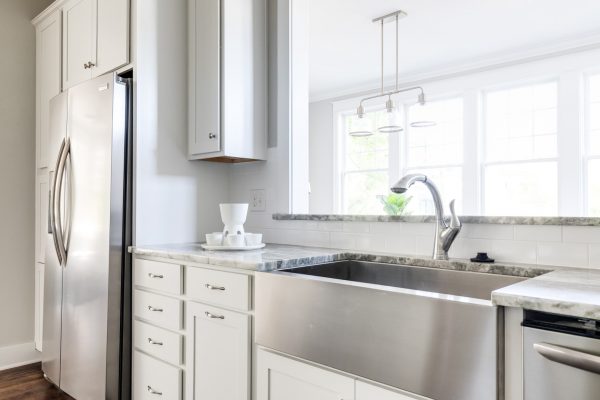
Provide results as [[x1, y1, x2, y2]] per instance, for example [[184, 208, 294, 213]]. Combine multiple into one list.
[[135, 259, 182, 295], [186, 266, 251, 311], [134, 351, 181, 400], [134, 290, 182, 331], [134, 320, 182, 366]]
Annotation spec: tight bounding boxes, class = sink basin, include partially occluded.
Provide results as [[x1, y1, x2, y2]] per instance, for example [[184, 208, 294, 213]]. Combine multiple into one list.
[[286, 260, 523, 301], [255, 261, 526, 400]]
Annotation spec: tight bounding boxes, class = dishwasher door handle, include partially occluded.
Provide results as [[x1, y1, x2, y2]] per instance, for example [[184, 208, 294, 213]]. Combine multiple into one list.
[[534, 342, 600, 375]]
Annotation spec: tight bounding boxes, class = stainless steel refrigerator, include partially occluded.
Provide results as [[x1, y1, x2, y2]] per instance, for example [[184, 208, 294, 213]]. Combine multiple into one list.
[[42, 73, 132, 400]]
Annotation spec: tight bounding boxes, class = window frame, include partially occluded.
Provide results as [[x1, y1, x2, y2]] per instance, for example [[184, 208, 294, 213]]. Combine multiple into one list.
[[330, 51, 600, 217]]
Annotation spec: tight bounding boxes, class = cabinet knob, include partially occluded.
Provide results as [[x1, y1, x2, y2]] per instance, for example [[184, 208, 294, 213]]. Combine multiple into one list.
[[148, 273, 164, 279], [147, 305, 163, 312], [205, 283, 225, 291], [208, 133, 217, 139], [83, 63, 89, 69], [147, 337, 164, 346], [88, 62, 95, 68]]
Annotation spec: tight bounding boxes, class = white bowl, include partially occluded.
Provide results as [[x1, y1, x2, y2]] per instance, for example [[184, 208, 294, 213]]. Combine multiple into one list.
[[245, 233, 263, 246], [225, 234, 246, 247], [205, 232, 223, 246]]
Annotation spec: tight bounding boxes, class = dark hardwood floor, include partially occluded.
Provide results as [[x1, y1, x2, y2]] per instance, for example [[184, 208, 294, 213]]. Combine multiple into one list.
[[0, 363, 73, 400]]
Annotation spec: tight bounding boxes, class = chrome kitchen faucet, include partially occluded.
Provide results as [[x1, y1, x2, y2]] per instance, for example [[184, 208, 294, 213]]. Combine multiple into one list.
[[391, 174, 461, 260]]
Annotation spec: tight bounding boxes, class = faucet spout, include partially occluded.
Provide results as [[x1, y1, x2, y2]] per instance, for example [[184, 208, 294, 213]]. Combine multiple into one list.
[[391, 174, 462, 260]]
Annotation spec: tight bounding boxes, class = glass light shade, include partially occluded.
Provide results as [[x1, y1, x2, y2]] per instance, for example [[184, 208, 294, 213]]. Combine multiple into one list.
[[377, 107, 404, 133], [348, 114, 374, 137], [410, 120, 437, 128]]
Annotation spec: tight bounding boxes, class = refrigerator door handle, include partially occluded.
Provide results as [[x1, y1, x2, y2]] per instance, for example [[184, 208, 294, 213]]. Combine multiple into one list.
[[50, 139, 66, 266], [53, 137, 70, 266]]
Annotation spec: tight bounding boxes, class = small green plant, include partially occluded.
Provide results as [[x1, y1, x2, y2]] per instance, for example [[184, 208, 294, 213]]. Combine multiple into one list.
[[379, 193, 412, 216]]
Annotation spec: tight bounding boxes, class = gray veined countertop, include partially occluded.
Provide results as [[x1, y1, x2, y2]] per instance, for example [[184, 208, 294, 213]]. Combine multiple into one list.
[[130, 243, 600, 320]]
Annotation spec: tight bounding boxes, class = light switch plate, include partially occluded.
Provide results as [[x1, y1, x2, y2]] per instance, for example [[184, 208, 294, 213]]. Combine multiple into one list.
[[251, 189, 266, 211]]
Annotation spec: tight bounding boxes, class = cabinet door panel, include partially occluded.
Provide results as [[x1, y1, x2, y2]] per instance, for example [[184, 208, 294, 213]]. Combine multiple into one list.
[[356, 381, 424, 400], [186, 302, 250, 400], [62, 0, 94, 89], [37, 10, 61, 169], [95, 0, 129, 76], [189, 0, 221, 155], [257, 348, 355, 400]]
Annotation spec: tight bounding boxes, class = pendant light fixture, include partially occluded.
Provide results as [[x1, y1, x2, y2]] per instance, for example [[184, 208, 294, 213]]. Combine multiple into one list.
[[348, 10, 436, 137]]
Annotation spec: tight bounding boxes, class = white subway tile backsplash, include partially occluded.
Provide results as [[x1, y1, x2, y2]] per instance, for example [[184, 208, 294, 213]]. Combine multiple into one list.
[[563, 226, 600, 243], [355, 234, 387, 253], [514, 225, 562, 242], [342, 221, 370, 233], [588, 245, 600, 268], [330, 232, 357, 249], [254, 219, 600, 268], [384, 235, 417, 256], [491, 240, 537, 264], [448, 238, 493, 260], [318, 221, 343, 231], [461, 224, 514, 240], [537, 243, 589, 267]]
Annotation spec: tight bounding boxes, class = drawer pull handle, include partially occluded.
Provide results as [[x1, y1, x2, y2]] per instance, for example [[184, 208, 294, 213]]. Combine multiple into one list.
[[148, 273, 164, 279], [205, 311, 225, 319], [147, 385, 162, 396], [205, 283, 225, 291], [147, 338, 164, 346], [147, 305, 164, 312]]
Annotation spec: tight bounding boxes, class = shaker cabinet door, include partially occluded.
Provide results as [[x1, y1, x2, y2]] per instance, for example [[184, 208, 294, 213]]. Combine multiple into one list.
[[257, 348, 355, 400], [95, 0, 129, 77], [62, 0, 95, 89], [186, 302, 250, 400], [189, 0, 221, 156]]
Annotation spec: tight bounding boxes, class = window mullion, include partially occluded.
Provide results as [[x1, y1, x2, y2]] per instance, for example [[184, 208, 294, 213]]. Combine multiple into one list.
[[557, 71, 584, 216], [463, 89, 480, 215]]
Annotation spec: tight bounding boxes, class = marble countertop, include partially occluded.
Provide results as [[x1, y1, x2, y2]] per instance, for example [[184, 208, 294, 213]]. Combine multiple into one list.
[[492, 269, 600, 319], [273, 213, 600, 226], [131, 243, 600, 319]]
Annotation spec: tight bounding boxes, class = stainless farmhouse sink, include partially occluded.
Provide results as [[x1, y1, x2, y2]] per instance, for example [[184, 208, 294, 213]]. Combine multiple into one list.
[[255, 261, 525, 400]]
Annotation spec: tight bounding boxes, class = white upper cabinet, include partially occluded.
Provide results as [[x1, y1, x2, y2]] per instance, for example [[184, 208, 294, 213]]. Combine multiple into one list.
[[62, 0, 95, 89], [62, 0, 129, 90], [36, 9, 62, 169], [189, 0, 267, 162]]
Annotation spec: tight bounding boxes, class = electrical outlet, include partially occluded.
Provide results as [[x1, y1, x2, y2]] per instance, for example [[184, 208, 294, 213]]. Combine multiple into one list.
[[250, 189, 266, 212]]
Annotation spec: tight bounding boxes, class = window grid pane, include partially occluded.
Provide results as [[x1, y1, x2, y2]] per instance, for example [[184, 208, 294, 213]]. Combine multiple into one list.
[[484, 161, 557, 216], [485, 82, 558, 162], [407, 98, 463, 168]]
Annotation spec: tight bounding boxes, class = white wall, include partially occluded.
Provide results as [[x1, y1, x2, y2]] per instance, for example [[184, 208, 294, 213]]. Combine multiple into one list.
[[133, 0, 230, 245], [0, 0, 53, 368], [308, 100, 334, 213]]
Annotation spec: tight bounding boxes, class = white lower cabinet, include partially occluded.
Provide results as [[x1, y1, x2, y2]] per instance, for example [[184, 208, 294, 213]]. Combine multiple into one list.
[[133, 351, 182, 400], [257, 348, 355, 400], [356, 381, 420, 400], [186, 302, 250, 400], [257, 348, 424, 400]]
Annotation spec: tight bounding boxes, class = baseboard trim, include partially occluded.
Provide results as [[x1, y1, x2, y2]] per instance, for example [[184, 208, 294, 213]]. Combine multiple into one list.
[[0, 342, 41, 371]]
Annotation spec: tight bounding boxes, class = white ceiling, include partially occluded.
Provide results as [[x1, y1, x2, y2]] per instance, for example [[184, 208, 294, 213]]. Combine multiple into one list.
[[309, 0, 600, 100]]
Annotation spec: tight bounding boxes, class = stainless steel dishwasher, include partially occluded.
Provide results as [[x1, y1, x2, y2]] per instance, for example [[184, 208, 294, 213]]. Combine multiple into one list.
[[523, 310, 600, 400]]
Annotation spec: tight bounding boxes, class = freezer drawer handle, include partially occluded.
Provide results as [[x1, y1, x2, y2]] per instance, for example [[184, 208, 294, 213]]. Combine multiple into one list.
[[534, 342, 600, 375], [205, 311, 225, 320], [147, 338, 164, 346], [205, 283, 225, 291], [148, 273, 164, 279], [147, 385, 162, 396], [147, 305, 164, 312]]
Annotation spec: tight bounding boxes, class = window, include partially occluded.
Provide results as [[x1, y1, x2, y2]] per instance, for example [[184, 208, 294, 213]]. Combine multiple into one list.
[[483, 82, 558, 216], [404, 98, 464, 214], [587, 75, 600, 216], [340, 109, 390, 214]]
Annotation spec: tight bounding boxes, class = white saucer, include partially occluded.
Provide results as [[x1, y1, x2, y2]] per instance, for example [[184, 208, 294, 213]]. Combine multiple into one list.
[[201, 243, 266, 251]]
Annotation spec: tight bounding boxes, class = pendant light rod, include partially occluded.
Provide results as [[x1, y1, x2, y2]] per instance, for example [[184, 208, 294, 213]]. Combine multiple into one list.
[[380, 19, 384, 94], [395, 13, 399, 91]]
